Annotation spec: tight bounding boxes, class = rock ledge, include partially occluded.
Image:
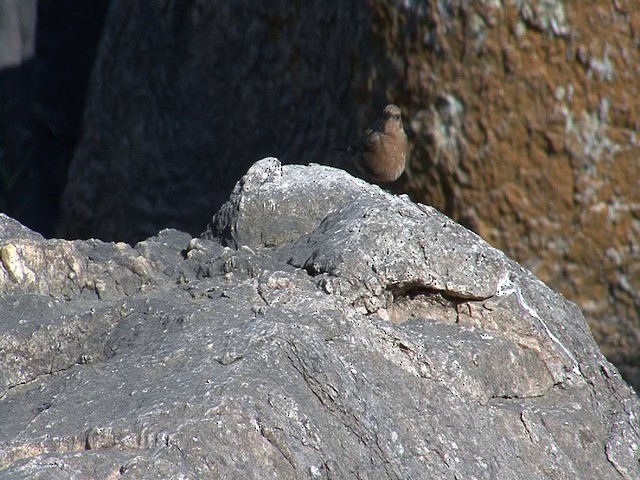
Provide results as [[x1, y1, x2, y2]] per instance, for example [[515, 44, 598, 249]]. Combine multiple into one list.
[[1, 158, 638, 479]]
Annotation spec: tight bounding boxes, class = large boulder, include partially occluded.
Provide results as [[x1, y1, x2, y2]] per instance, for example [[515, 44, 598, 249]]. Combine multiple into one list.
[[57, 1, 640, 392], [2, 159, 638, 478]]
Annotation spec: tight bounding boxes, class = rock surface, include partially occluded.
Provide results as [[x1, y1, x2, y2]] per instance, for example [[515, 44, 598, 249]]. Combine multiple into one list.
[[400, 1, 640, 392], [2, 159, 639, 479], [54, 1, 640, 392]]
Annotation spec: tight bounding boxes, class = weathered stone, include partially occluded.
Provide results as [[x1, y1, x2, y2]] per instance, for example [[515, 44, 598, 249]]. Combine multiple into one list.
[[204, 160, 370, 249], [53, 1, 640, 391], [2, 159, 638, 478], [0, 214, 43, 242], [396, 1, 640, 389]]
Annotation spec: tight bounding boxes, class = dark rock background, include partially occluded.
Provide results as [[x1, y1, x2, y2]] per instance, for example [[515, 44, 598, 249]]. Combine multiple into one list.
[[0, 159, 639, 478], [0, 0, 110, 237], [1, 2, 639, 391]]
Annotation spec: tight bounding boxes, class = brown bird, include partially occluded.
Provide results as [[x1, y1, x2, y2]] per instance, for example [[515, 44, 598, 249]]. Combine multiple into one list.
[[337, 104, 408, 183]]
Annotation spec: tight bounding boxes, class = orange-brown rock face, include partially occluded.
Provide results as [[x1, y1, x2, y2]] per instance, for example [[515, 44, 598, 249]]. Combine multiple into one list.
[[374, 1, 640, 388]]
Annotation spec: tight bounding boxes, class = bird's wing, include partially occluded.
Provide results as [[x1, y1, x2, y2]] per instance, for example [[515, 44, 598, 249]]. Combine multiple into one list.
[[353, 119, 382, 154]]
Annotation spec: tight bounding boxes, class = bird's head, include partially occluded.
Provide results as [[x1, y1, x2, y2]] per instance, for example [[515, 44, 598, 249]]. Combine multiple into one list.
[[382, 104, 403, 130]]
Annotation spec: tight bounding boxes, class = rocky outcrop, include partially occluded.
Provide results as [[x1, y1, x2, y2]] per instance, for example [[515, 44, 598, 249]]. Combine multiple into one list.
[[2, 159, 638, 478], [400, 1, 640, 392], [56, 1, 640, 392]]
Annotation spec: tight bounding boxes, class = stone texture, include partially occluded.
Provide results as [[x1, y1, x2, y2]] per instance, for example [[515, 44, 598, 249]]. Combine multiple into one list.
[[59, 0, 376, 243], [397, 0, 640, 393], [55, 1, 640, 392], [2, 159, 639, 479]]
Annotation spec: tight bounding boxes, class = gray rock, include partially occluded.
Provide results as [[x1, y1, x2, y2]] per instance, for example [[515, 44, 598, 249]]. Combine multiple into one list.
[[58, 1, 383, 244], [204, 158, 375, 248], [0, 214, 43, 242], [1, 158, 638, 479]]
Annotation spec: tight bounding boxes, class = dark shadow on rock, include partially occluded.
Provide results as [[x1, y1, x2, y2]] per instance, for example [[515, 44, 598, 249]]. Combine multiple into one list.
[[0, 0, 110, 237], [58, 1, 407, 245]]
